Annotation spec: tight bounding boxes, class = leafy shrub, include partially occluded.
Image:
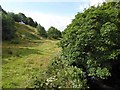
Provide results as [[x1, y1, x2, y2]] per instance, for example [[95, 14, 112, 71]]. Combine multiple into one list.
[[59, 1, 120, 89], [34, 56, 87, 89]]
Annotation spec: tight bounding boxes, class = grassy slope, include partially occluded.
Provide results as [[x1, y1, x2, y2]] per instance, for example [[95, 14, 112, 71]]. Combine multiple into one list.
[[2, 23, 61, 88], [15, 22, 42, 40]]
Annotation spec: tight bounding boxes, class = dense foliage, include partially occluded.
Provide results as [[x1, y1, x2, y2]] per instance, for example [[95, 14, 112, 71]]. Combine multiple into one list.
[[60, 1, 120, 89], [2, 7, 16, 40], [8, 12, 38, 27], [34, 56, 87, 89], [37, 24, 47, 38], [35, 1, 120, 89], [47, 26, 61, 39]]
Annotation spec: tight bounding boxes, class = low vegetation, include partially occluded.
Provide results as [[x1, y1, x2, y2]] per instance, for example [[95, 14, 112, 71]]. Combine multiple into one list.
[[1, 10, 61, 88], [2, 39, 61, 88]]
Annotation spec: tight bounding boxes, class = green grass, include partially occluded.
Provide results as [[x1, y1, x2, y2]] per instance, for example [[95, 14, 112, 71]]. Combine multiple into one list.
[[15, 22, 41, 40], [2, 39, 61, 88]]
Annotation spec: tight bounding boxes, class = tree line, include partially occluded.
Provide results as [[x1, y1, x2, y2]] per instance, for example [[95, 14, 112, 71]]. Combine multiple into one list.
[[37, 25, 61, 39], [8, 12, 38, 27], [1, 6, 61, 41]]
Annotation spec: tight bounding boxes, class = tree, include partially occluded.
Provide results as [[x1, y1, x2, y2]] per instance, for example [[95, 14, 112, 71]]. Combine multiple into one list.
[[13, 14, 21, 22], [47, 26, 61, 39], [7, 11, 38, 27], [59, 1, 120, 89], [26, 17, 33, 26], [34, 21, 38, 27], [37, 24, 47, 38], [18, 13, 28, 24], [2, 11, 16, 40]]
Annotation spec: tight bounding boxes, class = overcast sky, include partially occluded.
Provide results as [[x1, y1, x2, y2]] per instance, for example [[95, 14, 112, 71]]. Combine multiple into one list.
[[1, 0, 105, 31]]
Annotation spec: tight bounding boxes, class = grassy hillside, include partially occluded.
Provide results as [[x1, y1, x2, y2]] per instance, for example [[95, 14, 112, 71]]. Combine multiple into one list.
[[2, 23, 61, 88], [15, 22, 42, 40]]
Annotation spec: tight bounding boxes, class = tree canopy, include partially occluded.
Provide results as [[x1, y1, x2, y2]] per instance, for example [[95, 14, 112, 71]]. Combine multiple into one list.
[[2, 9, 16, 40], [47, 26, 61, 39], [37, 24, 47, 38], [8, 12, 38, 27]]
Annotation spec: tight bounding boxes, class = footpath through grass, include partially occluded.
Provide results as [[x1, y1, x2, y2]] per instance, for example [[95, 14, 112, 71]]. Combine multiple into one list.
[[2, 39, 61, 88]]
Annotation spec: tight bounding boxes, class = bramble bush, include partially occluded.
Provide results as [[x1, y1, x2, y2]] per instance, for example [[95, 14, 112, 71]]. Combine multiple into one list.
[[34, 56, 87, 89]]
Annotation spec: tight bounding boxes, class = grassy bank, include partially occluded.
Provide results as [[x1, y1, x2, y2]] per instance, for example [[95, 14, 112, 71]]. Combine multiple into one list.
[[2, 39, 61, 88]]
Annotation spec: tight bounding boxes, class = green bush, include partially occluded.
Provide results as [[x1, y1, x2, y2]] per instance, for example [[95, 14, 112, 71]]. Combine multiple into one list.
[[34, 56, 87, 89], [60, 1, 120, 89], [34, 1, 120, 89]]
